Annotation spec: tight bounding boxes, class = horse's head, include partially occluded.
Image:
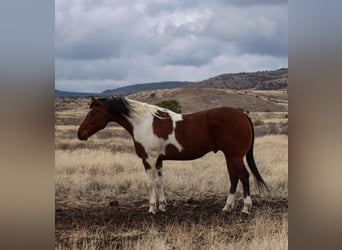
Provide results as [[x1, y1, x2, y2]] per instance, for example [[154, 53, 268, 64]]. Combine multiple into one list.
[[77, 97, 112, 140]]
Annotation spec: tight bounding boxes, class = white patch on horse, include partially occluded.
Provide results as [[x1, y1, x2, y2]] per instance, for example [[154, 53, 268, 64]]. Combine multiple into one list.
[[222, 193, 235, 212], [123, 98, 184, 213], [124, 99, 184, 158], [241, 195, 252, 214], [166, 111, 183, 152]]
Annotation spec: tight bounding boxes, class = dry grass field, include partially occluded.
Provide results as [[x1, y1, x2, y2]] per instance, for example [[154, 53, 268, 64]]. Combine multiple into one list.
[[55, 90, 288, 249]]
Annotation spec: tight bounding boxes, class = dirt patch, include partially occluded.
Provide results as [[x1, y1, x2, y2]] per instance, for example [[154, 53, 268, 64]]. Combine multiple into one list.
[[56, 195, 287, 248]]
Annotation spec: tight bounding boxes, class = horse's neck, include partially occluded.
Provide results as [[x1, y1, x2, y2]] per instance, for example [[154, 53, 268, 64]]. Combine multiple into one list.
[[114, 115, 134, 136], [120, 113, 153, 138], [111, 112, 150, 137]]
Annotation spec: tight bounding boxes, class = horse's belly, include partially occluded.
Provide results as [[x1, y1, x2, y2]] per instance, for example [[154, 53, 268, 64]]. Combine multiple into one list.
[[161, 143, 213, 161]]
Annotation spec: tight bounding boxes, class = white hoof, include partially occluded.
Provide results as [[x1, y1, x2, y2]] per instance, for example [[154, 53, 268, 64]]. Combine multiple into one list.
[[241, 196, 252, 215], [158, 200, 167, 212], [241, 207, 250, 215], [148, 204, 157, 214], [159, 204, 166, 212], [222, 203, 235, 213]]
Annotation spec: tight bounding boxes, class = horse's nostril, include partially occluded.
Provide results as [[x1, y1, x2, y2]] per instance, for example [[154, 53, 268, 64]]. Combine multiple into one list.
[[78, 131, 88, 141], [77, 131, 83, 140]]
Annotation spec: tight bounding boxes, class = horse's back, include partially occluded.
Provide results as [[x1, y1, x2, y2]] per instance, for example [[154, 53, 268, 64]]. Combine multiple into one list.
[[162, 107, 252, 160]]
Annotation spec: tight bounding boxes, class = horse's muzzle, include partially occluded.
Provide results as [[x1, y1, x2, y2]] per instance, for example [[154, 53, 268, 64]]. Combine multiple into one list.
[[77, 131, 88, 141]]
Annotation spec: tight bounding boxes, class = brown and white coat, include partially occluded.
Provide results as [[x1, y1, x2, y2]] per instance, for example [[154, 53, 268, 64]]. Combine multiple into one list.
[[78, 97, 268, 214]]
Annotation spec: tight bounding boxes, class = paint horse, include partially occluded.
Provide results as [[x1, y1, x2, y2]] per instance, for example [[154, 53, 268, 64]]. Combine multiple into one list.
[[78, 96, 268, 214]]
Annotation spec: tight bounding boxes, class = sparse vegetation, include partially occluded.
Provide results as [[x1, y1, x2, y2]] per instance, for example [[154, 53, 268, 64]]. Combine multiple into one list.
[[55, 91, 288, 249], [191, 68, 288, 91], [254, 121, 288, 137]]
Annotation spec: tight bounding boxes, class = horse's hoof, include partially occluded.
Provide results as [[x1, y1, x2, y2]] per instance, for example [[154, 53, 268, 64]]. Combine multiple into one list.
[[222, 204, 234, 213], [222, 207, 233, 213], [148, 208, 157, 214], [241, 208, 250, 215], [159, 205, 166, 212], [158, 200, 167, 212], [148, 204, 157, 214]]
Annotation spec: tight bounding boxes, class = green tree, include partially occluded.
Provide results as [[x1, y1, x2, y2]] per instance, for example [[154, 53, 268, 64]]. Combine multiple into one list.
[[156, 99, 182, 113]]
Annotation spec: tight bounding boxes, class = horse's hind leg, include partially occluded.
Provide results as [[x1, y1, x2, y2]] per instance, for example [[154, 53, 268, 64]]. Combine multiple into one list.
[[240, 165, 252, 214], [222, 154, 239, 213], [223, 155, 252, 214]]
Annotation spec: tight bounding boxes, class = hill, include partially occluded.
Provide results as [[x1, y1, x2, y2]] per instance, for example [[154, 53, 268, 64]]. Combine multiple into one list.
[[127, 87, 288, 113], [55, 68, 287, 97], [188, 68, 287, 90], [55, 89, 98, 98], [101, 81, 192, 96]]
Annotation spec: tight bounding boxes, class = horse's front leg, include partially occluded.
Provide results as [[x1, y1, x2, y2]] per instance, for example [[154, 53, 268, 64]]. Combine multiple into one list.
[[146, 168, 157, 214], [156, 160, 167, 212], [143, 158, 158, 214]]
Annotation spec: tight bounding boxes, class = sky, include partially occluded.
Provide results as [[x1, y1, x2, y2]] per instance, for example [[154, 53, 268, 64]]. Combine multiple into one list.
[[55, 0, 288, 93]]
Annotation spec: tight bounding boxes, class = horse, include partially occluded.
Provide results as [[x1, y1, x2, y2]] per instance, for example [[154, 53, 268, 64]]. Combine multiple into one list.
[[77, 96, 269, 214]]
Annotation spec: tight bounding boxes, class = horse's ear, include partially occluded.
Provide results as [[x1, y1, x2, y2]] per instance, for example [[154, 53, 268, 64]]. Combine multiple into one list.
[[90, 96, 100, 107], [112, 95, 126, 101]]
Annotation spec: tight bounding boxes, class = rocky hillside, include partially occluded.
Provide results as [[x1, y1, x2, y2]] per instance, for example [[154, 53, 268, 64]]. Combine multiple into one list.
[[127, 87, 288, 113], [188, 68, 287, 90]]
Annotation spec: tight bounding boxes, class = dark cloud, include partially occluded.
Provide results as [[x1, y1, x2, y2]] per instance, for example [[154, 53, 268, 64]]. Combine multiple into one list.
[[158, 36, 221, 66], [161, 49, 217, 66], [219, 0, 288, 6], [145, 0, 201, 16], [56, 30, 123, 60], [55, 0, 288, 92], [237, 37, 287, 56], [202, 5, 288, 57], [55, 58, 129, 80], [145, 0, 287, 16]]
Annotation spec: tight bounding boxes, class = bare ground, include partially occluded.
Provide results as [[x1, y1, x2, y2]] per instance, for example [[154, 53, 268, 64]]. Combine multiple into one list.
[[56, 195, 287, 249]]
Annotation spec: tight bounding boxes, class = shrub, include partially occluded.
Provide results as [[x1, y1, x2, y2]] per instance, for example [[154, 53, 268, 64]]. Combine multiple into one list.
[[254, 119, 265, 126], [156, 99, 182, 113], [254, 121, 288, 137]]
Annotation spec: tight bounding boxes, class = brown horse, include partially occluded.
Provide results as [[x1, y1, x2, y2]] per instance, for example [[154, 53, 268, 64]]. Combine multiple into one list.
[[78, 96, 268, 214]]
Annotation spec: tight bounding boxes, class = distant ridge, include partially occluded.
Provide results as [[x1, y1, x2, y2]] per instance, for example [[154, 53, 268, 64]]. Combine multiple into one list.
[[188, 68, 288, 90], [55, 81, 192, 98], [55, 68, 287, 97], [55, 89, 98, 98], [101, 81, 193, 96]]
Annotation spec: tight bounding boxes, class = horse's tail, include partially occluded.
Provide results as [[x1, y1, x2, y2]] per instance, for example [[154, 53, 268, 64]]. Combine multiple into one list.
[[245, 115, 270, 194]]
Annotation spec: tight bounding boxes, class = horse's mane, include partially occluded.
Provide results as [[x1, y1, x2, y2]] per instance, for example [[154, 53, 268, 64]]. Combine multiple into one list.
[[99, 97, 174, 118], [97, 97, 131, 116], [125, 98, 169, 118]]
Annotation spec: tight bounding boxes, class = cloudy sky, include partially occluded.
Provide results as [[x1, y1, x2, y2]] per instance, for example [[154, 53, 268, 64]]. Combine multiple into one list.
[[55, 0, 288, 93]]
